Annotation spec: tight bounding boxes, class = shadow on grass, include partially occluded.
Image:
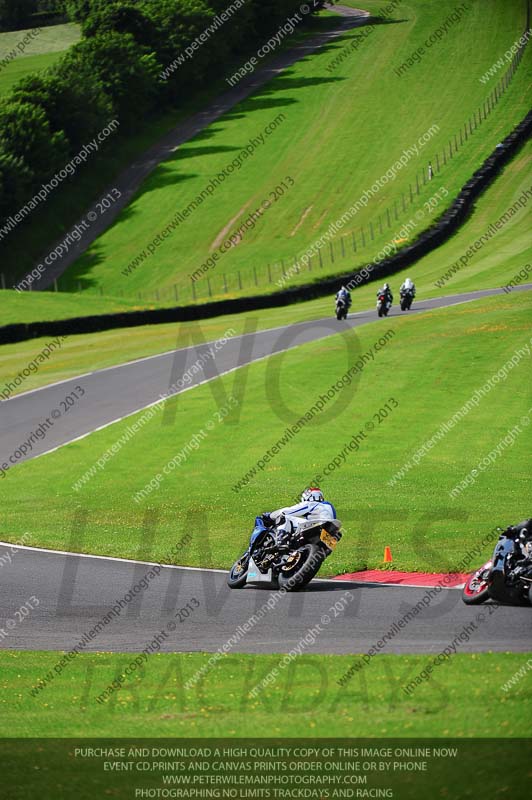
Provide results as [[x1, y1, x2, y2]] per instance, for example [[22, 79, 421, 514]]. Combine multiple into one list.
[[56, 12, 406, 293]]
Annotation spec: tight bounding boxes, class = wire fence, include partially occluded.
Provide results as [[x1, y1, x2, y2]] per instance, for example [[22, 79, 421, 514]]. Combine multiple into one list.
[[8, 3, 530, 305]]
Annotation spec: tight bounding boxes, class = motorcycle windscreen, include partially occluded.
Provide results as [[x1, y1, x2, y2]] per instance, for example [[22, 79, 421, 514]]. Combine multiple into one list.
[[250, 517, 267, 545]]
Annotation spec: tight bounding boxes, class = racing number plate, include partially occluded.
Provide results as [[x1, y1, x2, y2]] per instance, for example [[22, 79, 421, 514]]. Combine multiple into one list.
[[320, 529, 337, 550]]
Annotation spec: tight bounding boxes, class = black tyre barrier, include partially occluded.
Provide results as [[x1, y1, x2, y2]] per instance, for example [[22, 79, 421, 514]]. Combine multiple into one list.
[[1, 109, 531, 346]]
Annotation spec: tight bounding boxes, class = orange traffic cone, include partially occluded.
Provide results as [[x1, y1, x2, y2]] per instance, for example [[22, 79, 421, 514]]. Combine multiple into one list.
[[383, 546, 393, 563]]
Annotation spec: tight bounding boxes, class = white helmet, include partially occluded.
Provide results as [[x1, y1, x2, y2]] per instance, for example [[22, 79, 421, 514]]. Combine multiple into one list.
[[301, 487, 324, 503], [404, 277, 413, 287]]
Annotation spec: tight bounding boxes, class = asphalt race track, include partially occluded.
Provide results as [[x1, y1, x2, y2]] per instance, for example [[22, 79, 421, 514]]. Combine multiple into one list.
[[2, 285, 531, 468], [1, 544, 530, 655], [1, 286, 531, 656]]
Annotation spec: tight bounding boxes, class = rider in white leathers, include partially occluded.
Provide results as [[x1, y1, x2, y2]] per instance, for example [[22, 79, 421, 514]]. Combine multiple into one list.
[[336, 286, 352, 307], [400, 277, 416, 296], [264, 488, 336, 540]]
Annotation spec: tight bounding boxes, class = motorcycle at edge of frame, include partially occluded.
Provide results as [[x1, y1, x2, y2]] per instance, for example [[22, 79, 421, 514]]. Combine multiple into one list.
[[462, 523, 532, 605], [228, 515, 343, 591]]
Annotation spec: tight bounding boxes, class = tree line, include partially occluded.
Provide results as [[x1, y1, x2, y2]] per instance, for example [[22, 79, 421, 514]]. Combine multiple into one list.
[[0, 1, 66, 32]]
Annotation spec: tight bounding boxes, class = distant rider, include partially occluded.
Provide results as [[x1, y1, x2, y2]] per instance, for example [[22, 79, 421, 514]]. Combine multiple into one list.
[[336, 285, 352, 308], [262, 488, 336, 542], [400, 277, 416, 297], [377, 282, 393, 310]]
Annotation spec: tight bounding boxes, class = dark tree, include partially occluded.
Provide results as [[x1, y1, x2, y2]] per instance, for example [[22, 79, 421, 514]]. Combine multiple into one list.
[[0, 0, 35, 31], [0, 101, 69, 181], [82, 2, 158, 48], [62, 32, 162, 123], [64, 0, 122, 23], [0, 151, 32, 215], [11, 70, 112, 152]]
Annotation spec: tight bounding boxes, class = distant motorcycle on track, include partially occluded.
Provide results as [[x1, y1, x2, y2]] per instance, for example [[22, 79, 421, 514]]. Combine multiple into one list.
[[377, 292, 391, 317], [336, 297, 349, 320], [400, 287, 415, 311], [462, 523, 532, 605], [228, 515, 343, 591]]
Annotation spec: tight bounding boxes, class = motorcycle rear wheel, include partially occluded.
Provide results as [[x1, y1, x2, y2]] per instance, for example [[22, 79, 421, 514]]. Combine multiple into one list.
[[462, 569, 491, 604], [278, 543, 325, 591], [227, 554, 250, 589]]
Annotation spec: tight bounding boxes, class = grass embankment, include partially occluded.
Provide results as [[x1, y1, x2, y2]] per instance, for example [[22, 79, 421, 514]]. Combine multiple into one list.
[[1, 650, 530, 738], [1, 127, 530, 334], [1, 132, 530, 393], [0, 290, 156, 326], [1, 292, 531, 574], [57, 0, 532, 300], [0, 23, 80, 96], [0, 13, 337, 288], [1, 0, 530, 324]]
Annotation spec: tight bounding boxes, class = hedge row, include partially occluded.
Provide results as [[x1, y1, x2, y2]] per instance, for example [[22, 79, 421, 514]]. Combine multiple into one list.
[[1, 109, 531, 345]]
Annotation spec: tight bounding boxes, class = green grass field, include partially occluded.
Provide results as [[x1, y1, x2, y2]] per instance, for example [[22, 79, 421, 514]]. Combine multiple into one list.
[[2, 650, 530, 738], [1, 2, 531, 749], [53, 0, 531, 300], [0, 23, 80, 96], [2, 126, 531, 324], [0, 23, 80, 56], [0, 14, 337, 290], [1, 132, 530, 394], [1, 292, 530, 574], [0, 289, 158, 325], [1, 0, 529, 324]]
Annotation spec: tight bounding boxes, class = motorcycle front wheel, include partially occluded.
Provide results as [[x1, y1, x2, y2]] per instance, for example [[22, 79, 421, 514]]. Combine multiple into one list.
[[462, 567, 491, 605], [227, 553, 250, 589], [278, 543, 325, 591]]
